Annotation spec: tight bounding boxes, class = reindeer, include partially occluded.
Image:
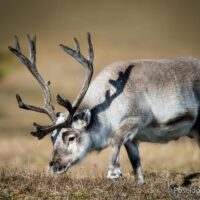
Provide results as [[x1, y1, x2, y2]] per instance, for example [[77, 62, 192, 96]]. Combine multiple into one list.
[[9, 33, 200, 183]]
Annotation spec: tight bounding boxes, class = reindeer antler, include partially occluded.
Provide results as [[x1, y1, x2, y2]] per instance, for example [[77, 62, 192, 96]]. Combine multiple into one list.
[[9, 33, 94, 139], [58, 32, 94, 120], [8, 35, 57, 139]]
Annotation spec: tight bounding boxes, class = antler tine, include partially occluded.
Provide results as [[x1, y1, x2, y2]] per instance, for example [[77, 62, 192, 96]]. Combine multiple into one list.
[[14, 35, 21, 51], [56, 95, 73, 115], [16, 94, 51, 117], [31, 120, 68, 139], [87, 32, 94, 64], [27, 34, 36, 65], [74, 38, 80, 53], [31, 122, 57, 139], [59, 32, 94, 116]]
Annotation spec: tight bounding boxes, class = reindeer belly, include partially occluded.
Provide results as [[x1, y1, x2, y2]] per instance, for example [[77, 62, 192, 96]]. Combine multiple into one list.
[[136, 116, 195, 143], [138, 82, 199, 143]]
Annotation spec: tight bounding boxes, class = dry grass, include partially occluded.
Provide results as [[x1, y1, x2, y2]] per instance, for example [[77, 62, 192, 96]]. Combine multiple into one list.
[[1, 167, 200, 200]]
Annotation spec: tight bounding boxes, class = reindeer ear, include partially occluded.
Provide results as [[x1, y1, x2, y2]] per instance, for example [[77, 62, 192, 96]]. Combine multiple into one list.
[[72, 109, 91, 131]]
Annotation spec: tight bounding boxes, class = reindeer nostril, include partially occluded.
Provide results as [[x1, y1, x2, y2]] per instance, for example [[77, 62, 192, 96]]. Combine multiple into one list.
[[49, 161, 54, 167]]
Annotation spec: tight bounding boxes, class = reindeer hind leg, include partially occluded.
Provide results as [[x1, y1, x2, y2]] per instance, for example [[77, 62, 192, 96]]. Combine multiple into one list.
[[124, 140, 144, 184]]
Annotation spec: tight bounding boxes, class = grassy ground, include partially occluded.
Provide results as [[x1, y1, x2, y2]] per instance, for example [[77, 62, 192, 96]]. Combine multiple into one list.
[[1, 167, 200, 199]]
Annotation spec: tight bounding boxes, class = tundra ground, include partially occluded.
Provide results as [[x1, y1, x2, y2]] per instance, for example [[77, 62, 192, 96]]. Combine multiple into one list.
[[1, 166, 200, 199]]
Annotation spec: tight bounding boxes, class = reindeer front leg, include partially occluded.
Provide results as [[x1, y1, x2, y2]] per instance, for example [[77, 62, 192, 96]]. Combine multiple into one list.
[[107, 117, 140, 179], [107, 144, 122, 179]]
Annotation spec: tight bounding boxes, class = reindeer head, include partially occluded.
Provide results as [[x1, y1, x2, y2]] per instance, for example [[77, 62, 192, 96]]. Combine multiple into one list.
[[49, 110, 92, 174], [9, 33, 94, 174]]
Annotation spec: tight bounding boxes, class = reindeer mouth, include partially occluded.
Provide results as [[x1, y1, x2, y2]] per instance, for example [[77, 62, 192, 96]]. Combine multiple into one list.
[[48, 165, 69, 174]]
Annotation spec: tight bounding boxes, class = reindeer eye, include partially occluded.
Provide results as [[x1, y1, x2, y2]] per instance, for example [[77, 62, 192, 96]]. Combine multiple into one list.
[[68, 136, 76, 142]]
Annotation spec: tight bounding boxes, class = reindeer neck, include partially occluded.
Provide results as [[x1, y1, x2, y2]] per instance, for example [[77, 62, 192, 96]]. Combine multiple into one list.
[[77, 98, 111, 151]]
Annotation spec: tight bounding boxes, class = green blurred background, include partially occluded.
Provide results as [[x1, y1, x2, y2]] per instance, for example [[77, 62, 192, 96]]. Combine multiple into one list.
[[0, 0, 200, 173]]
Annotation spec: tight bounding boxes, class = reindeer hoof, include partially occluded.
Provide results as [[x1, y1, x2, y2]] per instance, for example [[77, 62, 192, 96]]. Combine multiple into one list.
[[136, 177, 144, 184], [107, 167, 122, 179]]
